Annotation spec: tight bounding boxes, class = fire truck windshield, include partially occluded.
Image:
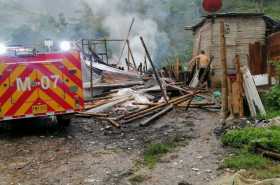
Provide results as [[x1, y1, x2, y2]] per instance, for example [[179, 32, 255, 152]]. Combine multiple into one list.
[[4, 47, 36, 57]]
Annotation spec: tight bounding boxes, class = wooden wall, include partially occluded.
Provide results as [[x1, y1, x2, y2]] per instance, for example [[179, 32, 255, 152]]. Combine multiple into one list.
[[192, 16, 266, 85]]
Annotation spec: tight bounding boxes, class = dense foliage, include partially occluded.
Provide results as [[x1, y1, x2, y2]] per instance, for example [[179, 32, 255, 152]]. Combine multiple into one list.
[[265, 86, 280, 110]]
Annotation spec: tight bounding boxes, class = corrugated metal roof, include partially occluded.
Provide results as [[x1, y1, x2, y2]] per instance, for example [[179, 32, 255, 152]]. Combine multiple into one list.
[[185, 12, 265, 31]]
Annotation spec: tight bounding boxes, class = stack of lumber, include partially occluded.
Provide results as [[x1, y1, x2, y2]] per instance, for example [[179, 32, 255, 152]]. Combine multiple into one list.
[[227, 55, 266, 118]]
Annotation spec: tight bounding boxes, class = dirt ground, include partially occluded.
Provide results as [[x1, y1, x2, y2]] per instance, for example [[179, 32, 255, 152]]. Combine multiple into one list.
[[0, 109, 226, 185]]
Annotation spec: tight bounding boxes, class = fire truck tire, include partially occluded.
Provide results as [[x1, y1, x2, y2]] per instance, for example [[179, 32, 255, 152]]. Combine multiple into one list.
[[56, 116, 71, 127]]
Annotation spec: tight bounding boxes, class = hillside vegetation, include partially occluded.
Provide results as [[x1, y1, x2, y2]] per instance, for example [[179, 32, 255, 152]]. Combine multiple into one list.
[[221, 0, 280, 19], [0, 1, 279, 65]]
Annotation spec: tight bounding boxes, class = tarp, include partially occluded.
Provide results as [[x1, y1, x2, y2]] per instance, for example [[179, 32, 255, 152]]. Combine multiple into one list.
[[211, 171, 280, 185]]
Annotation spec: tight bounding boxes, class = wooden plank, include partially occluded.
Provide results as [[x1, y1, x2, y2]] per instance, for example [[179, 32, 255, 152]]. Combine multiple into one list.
[[235, 55, 244, 117], [227, 77, 233, 115], [232, 81, 240, 115], [140, 104, 174, 127], [256, 147, 280, 160], [107, 118, 121, 128], [175, 57, 180, 81], [243, 78, 257, 117], [76, 112, 109, 117], [241, 66, 266, 117], [220, 21, 229, 119], [123, 107, 163, 124]]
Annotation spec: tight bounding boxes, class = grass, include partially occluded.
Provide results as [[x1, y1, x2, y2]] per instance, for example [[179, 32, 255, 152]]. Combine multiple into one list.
[[223, 150, 270, 170], [129, 174, 147, 185], [222, 126, 280, 180], [223, 150, 280, 180], [258, 110, 280, 120], [144, 143, 175, 169], [222, 126, 280, 152], [143, 134, 189, 169], [129, 136, 189, 184]]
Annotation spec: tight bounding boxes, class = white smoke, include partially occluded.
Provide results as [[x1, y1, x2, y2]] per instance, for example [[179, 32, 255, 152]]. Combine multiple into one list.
[[0, 0, 200, 67], [83, 0, 170, 68]]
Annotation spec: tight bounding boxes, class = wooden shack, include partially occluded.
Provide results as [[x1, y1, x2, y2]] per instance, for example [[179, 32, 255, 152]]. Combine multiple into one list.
[[186, 13, 268, 85]]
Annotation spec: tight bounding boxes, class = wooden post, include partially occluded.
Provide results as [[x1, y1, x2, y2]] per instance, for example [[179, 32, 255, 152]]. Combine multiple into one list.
[[90, 58, 94, 98], [140, 36, 168, 103], [220, 21, 229, 119], [127, 40, 137, 69], [127, 40, 131, 67], [144, 55, 147, 72], [175, 57, 180, 81], [125, 58, 130, 71], [235, 55, 244, 117], [118, 18, 135, 64], [104, 39, 109, 64], [227, 77, 233, 115]]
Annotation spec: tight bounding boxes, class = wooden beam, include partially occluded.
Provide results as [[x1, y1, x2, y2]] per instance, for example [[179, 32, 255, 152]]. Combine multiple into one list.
[[127, 40, 137, 69], [140, 36, 168, 102], [220, 21, 229, 119], [107, 118, 121, 128], [235, 55, 244, 117], [140, 104, 174, 127], [175, 57, 180, 81]]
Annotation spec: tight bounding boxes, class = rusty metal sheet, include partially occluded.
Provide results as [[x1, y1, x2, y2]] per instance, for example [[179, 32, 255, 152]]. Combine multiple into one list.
[[249, 42, 267, 75], [268, 32, 280, 60]]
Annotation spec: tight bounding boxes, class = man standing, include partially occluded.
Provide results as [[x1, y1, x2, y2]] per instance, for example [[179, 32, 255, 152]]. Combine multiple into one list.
[[188, 50, 211, 87]]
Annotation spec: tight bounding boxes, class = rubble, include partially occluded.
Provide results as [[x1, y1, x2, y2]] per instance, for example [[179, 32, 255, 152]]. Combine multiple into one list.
[[77, 80, 214, 129]]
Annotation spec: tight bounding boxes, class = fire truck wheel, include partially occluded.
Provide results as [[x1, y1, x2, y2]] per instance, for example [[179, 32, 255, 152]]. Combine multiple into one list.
[[56, 116, 71, 127]]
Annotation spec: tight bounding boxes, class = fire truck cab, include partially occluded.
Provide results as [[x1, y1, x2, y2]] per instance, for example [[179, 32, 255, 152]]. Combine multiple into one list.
[[0, 47, 84, 123]]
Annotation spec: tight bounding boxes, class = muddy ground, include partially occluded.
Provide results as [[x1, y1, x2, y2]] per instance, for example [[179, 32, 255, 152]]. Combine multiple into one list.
[[0, 109, 226, 185]]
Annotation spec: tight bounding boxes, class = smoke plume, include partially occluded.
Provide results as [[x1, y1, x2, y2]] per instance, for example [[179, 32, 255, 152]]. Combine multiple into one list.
[[0, 0, 201, 67]]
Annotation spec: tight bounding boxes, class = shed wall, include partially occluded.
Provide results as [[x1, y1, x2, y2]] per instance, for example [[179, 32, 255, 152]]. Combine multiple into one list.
[[192, 16, 266, 85]]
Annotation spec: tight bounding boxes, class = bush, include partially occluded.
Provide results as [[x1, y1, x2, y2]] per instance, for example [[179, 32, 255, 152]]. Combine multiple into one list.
[[265, 85, 280, 110]]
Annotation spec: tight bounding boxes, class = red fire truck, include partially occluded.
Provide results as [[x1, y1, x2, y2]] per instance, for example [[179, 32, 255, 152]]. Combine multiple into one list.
[[0, 46, 84, 124]]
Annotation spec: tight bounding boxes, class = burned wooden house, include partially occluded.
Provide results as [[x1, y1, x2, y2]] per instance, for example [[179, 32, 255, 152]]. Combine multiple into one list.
[[186, 13, 279, 85]]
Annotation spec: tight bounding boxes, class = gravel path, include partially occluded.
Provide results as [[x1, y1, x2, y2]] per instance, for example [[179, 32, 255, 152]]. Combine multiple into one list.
[[140, 110, 226, 185], [0, 109, 225, 185]]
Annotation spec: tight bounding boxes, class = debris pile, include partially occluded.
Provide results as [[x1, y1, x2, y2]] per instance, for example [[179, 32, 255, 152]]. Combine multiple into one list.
[[77, 78, 218, 129], [75, 36, 221, 129]]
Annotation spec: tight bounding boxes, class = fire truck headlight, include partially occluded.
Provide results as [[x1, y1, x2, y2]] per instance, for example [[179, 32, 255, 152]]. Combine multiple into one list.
[[0, 43, 7, 55], [59, 41, 71, 51]]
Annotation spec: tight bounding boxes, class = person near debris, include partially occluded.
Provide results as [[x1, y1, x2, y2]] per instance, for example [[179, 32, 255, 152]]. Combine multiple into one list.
[[188, 50, 211, 87]]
